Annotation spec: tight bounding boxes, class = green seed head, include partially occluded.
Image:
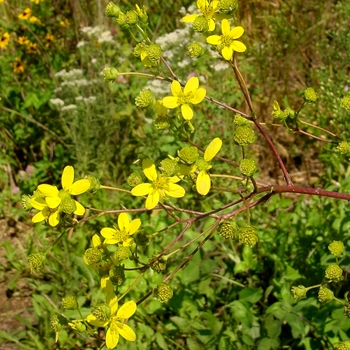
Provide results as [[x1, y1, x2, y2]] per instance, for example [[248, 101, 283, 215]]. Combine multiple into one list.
[[234, 114, 250, 126], [135, 89, 155, 108], [337, 141, 350, 156], [134, 232, 150, 246], [325, 264, 343, 282], [193, 15, 209, 33], [149, 255, 168, 274], [91, 303, 111, 322], [105, 2, 121, 18], [103, 66, 119, 82], [154, 283, 174, 303], [127, 172, 143, 187], [218, 0, 238, 13], [178, 146, 199, 165], [291, 285, 307, 301], [146, 44, 162, 63], [318, 285, 334, 303], [335, 340, 350, 350], [187, 42, 205, 58], [84, 247, 103, 266], [62, 295, 79, 310], [240, 158, 257, 177], [113, 246, 131, 261], [50, 314, 66, 333], [22, 194, 32, 210], [238, 226, 258, 247], [109, 265, 125, 286], [61, 196, 76, 214], [234, 126, 256, 146], [154, 116, 170, 130], [160, 158, 178, 177], [303, 87, 317, 103], [28, 252, 46, 273], [340, 96, 350, 111], [328, 240, 345, 256], [218, 219, 239, 239]]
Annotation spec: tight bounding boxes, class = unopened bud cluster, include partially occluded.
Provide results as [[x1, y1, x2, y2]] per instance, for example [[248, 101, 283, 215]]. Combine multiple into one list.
[[337, 141, 350, 156], [328, 240, 345, 256], [302, 87, 317, 103], [325, 264, 343, 282], [291, 285, 308, 301], [154, 283, 173, 303], [28, 252, 46, 273], [62, 295, 78, 310], [187, 42, 205, 58], [240, 158, 257, 177], [218, 221, 258, 247], [234, 125, 256, 146], [340, 96, 350, 111], [149, 255, 168, 273], [135, 89, 155, 108], [335, 340, 350, 350], [318, 285, 334, 303]]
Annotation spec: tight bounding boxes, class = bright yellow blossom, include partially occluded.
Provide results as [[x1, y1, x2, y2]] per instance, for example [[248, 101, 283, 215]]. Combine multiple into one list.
[[0, 0, 5, 3], [196, 138, 222, 195], [13, 57, 25, 74], [30, 0, 44, 4], [182, 0, 220, 31], [30, 166, 90, 226], [0, 32, 10, 49], [18, 36, 30, 45], [101, 213, 141, 246], [18, 8, 32, 20], [29, 16, 41, 24], [131, 159, 185, 209], [45, 33, 54, 47], [27, 42, 38, 54], [87, 296, 137, 349], [59, 19, 70, 27], [162, 76, 206, 121], [206, 19, 246, 60]]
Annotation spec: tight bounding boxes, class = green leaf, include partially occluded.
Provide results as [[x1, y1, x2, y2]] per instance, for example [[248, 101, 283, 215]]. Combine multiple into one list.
[[155, 333, 169, 350], [239, 287, 263, 304], [257, 337, 272, 350]]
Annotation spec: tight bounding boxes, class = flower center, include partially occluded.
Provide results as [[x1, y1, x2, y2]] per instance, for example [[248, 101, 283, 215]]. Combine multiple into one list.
[[221, 35, 233, 47], [112, 228, 129, 243], [153, 174, 169, 190]]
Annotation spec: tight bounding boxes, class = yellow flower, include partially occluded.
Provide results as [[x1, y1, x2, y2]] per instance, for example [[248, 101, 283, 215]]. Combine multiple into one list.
[[87, 296, 137, 349], [196, 138, 222, 195], [182, 0, 220, 31], [30, 0, 44, 3], [13, 57, 25, 74], [59, 19, 70, 27], [45, 33, 54, 47], [29, 16, 41, 24], [30, 166, 90, 226], [131, 159, 185, 209], [206, 19, 246, 60], [0, 0, 5, 3], [27, 42, 38, 54], [18, 8, 32, 20], [162, 76, 206, 121], [101, 213, 141, 246], [18, 36, 30, 45], [0, 32, 10, 49]]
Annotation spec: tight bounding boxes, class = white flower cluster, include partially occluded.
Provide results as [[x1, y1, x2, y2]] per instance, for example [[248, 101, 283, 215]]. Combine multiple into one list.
[[49, 98, 65, 108], [78, 26, 114, 46], [75, 96, 97, 104]]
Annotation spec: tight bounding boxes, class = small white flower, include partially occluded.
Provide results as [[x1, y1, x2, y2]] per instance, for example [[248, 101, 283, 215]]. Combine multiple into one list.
[[49, 98, 65, 107], [61, 104, 77, 111]]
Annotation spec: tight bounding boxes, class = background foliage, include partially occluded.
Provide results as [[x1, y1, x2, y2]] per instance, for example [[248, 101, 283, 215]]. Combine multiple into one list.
[[0, 0, 349, 349]]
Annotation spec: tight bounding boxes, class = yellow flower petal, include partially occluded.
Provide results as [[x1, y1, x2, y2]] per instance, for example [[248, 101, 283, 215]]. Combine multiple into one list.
[[69, 179, 91, 195], [171, 80, 182, 97], [38, 184, 59, 197], [92, 234, 101, 247], [32, 211, 46, 223], [106, 324, 120, 349], [128, 219, 141, 235], [208, 18, 216, 31], [145, 191, 160, 209], [48, 211, 60, 226], [231, 40, 246, 53], [46, 196, 61, 209], [181, 14, 199, 23], [206, 35, 221, 45], [62, 166, 74, 190], [165, 183, 186, 198], [101, 227, 117, 239], [191, 87, 206, 104], [162, 96, 179, 109], [131, 183, 153, 196], [73, 200, 85, 215], [204, 137, 222, 161], [221, 19, 230, 35], [181, 104, 193, 120], [196, 170, 211, 195], [184, 77, 199, 95], [142, 159, 157, 182], [31, 197, 46, 210], [123, 238, 134, 247], [117, 300, 137, 319], [222, 46, 233, 60], [118, 213, 130, 231], [87, 314, 107, 327], [230, 26, 244, 39], [118, 323, 136, 341]]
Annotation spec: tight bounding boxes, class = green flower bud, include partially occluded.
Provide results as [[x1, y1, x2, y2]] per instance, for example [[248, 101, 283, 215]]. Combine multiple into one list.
[[335, 340, 350, 350], [113, 246, 130, 261], [160, 158, 178, 177], [69, 320, 87, 333], [146, 44, 162, 63], [318, 285, 334, 303], [84, 247, 103, 266], [193, 15, 209, 33], [234, 126, 256, 146], [134, 4, 148, 25], [337, 141, 350, 155], [218, 219, 239, 239], [133, 43, 147, 57], [155, 100, 168, 117], [50, 314, 66, 333], [218, 0, 238, 13], [154, 283, 173, 303], [344, 302, 350, 318], [127, 172, 143, 187], [302, 87, 317, 103], [85, 174, 101, 193], [284, 107, 295, 119], [187, 42, 205, 58], [125, 10, 138, 25], [240, 158, 257, 177], [103, 66, 119, 82], [328, 241, 345, 256], [28, 252, 46, 273], [22, 194, 32, 210], [109, 265, 125, 286], [134, 232, 150, 246], [105, 2, 121, 18], [178, 146, 199, 165], [149, 255, 168, 273], [62, 295, 78, 310], [234, 114, 250, 126], [195, 157, 211, 172], [291, 285, 308, 301], [154, 116, 170, 130], [91, 303, 111, 322], [325, 264, 343, 282], [61, 196, 76, 214], [272, 100, 287, 121], [340, 96, 350, 111], [238, 226, 258, 247], [135, 89, 155, 108]]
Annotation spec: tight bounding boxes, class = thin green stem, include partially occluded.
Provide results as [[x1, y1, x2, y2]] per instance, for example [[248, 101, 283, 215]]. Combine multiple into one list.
[[100, 185, 131, 194]]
